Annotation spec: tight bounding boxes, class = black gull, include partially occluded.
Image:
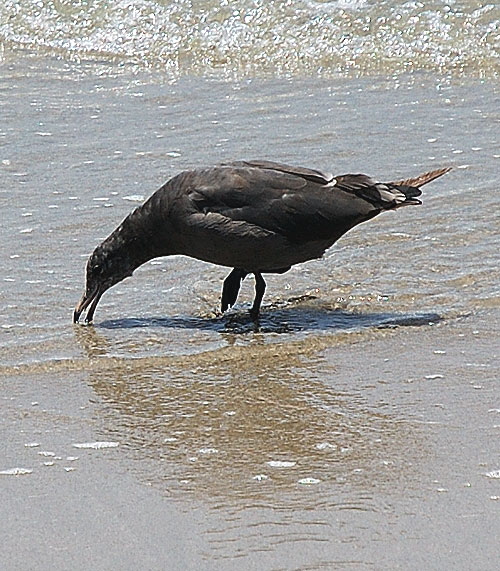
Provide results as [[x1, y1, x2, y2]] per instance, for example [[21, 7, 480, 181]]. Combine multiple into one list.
[[73, 159, 450, 323]]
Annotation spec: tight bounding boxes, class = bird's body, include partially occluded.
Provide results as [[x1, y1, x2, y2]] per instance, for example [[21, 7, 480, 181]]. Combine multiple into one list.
[[74, 160, 450, 323]]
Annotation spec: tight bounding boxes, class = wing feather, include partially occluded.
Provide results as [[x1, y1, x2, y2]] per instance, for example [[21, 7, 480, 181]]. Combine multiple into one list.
[[185, 166, 375, 243]]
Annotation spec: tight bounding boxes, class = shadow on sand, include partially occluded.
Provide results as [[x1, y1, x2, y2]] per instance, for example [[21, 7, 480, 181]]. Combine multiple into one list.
[[96, 303, 443, 335]]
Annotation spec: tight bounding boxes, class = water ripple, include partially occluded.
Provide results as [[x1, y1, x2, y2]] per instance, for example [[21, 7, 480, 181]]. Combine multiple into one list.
[[1, 0, 498, 77]]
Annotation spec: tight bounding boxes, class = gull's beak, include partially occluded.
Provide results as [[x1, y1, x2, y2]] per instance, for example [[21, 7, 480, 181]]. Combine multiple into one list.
[[73, 287, 103, 324]]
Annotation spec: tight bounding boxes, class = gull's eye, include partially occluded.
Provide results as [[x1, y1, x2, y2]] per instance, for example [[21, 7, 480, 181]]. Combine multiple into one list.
[[87, 260, 104, 279]]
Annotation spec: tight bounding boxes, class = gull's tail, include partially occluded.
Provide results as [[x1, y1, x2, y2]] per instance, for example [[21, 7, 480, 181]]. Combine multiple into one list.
[[391, 167, 452, 188]]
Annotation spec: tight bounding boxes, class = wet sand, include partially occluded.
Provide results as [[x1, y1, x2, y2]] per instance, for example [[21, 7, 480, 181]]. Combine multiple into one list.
[[2, 311, 498, 570]]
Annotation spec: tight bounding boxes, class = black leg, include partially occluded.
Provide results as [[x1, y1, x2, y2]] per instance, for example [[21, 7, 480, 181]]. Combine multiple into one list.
[[221, 268, 247, 313], [250, 272, 266, 320]]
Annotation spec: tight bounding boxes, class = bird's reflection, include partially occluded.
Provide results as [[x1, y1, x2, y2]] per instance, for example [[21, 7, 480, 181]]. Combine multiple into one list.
[[75, 325, 426, 508]]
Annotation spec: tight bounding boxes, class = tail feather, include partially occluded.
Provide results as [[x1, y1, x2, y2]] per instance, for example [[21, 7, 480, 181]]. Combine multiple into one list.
[[336, 167, 450, 210], [391, 167, 452, 188]]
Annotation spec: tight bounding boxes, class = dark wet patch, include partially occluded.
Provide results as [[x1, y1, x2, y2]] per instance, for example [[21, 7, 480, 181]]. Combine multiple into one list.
[[375, 313, 443, 329], [97, 302, 442, 335]]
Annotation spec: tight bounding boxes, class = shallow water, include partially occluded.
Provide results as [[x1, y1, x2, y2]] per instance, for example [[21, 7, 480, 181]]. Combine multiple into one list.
[[0, 34, 499, 571], [1, 55, 498, 362]]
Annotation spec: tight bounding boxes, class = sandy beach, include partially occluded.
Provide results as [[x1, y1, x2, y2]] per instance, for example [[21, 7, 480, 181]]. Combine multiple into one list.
[[2, 310, 499, 569], [1, 2, 499, 567]]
